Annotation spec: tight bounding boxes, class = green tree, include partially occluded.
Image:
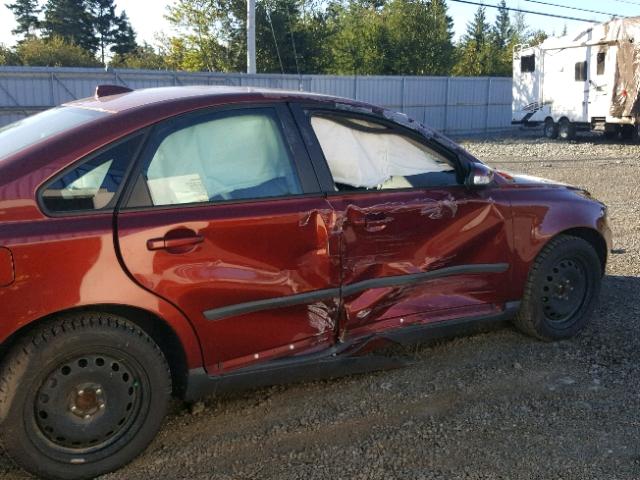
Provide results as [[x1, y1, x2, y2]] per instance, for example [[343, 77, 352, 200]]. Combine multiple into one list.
[[385, 0, 454, 75], [326, 0, 388, 75], [164, 0, 230, 72], [43, 0, 98, 53], [110, 42, 167, 69], [111, 12, 137, 56], [5, 0, 41, 37], [489, 0, 513, 76], [90, 0, 117, 63], [16, 35, 101, 66], [0, 44, 21, 65], [453, 5, 492, 76]]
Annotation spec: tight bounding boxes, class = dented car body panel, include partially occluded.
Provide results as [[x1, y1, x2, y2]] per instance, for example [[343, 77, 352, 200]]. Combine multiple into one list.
[[0, 87, 611, 390]]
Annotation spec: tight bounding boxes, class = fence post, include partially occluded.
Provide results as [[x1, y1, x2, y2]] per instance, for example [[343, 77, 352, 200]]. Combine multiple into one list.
[[400, 76, 405, 113], [485, 77, 492, 133], [443, 77, 451, 134]]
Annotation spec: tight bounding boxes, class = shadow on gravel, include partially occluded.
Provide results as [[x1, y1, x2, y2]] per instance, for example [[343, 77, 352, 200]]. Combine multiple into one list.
[[0, 275, 637, 480]]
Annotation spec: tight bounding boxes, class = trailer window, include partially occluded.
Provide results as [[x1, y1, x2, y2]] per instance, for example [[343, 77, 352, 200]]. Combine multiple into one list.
[[521, 55, 535, 73], [597, 52, 606, 75], [575, 61, 588, 81]]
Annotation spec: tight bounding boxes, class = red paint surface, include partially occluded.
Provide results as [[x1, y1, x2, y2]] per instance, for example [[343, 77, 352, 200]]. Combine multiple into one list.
[[0, 87, 611, 376]]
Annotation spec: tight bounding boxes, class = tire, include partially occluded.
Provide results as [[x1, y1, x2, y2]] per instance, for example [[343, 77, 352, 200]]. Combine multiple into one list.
[[620, 124, 638, 141], [0, 313, 171, 480], [558, 118, 576, 140], [603, 125, 620, 140], [514, 235, 602, 341], [543, 119, 558, 139]]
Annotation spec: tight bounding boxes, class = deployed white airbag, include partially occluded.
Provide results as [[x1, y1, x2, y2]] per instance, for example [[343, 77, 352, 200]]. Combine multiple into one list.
[[311, 116, 452, 188]]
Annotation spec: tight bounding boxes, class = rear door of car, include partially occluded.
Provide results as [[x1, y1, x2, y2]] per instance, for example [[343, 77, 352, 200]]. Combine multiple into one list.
[[115, 104, 341, 374], [291, 104, 514, 341]]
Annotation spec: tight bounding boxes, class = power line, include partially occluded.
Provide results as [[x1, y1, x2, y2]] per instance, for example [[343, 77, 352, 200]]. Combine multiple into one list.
[[448, 0, 598, 22], [524, 0, 620, 18], [609, 0, 640, 6]]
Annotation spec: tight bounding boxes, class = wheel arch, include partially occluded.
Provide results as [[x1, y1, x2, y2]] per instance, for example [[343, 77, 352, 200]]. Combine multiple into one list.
[[0, 304, 190, 398], [555, 227, 608, 274]]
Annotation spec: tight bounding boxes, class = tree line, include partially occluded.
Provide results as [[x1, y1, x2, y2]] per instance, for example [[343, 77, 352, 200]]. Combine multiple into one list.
[[0, 0, 549, 76]]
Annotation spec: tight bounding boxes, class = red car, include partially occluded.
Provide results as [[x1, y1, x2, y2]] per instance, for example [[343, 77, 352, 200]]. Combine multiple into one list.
[[0, 85, 610, 479]]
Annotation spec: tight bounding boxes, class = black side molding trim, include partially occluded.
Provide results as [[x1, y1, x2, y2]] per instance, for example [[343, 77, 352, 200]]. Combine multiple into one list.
[[203, 263, 509, 322], [341, 263, 509, 297], [203, 287, 340, 321], [185, 300, 520, 401]]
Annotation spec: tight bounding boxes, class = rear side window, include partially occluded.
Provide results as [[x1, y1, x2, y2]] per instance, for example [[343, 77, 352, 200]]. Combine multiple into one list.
[[309, 114, 457, 191], [40, 135, 142, 213], [140, 110, 302, 206], [0, 107, 107, 161], [575, 61, 588, 81], [520, 55, 535, 73]]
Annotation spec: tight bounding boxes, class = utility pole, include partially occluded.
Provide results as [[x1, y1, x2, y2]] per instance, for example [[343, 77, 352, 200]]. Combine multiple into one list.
[[247, 0, 256, 74]]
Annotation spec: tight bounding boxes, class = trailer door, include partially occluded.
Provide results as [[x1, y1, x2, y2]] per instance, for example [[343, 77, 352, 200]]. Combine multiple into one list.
[[588, 47, 614, 120]]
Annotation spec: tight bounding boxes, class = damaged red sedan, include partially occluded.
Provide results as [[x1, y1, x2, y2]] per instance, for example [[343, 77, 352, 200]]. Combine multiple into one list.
[[0, 86, 610, 479]]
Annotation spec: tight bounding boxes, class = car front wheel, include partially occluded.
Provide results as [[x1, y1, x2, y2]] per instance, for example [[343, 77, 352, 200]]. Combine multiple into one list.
[[514, 235, 602, 341], [0, 313, 171, 480]]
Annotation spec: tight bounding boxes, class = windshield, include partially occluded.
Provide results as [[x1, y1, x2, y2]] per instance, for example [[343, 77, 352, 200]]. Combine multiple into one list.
[[0, 107, 108, 161]]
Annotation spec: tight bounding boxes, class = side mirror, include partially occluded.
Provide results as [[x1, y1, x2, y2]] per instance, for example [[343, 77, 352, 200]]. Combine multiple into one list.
[[465, 163, 495, 188]]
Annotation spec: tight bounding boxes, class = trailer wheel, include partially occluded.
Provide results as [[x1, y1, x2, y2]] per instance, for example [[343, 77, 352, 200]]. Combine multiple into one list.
[[558, 119, 575, 140], [543, 119, 558, 139], [620, 124, 638, 141]]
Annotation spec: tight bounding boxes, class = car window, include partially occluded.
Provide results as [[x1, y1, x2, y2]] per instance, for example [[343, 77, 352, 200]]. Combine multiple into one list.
[[309, 115, 457, 191], [0, 107, 107, 161], [40, 135, 142, 214], [142, 110, 303, 206]]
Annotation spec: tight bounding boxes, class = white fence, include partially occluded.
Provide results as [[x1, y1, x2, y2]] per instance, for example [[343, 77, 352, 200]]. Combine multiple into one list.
[[0, 67, 513, 134]]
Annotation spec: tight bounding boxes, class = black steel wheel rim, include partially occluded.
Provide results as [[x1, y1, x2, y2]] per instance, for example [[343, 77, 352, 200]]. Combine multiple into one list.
[[541, 256, 589, 324], [33, 352, 144, 455]]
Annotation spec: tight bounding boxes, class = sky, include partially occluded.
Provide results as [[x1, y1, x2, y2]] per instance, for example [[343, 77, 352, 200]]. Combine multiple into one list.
[[0, 0, 639, 50]]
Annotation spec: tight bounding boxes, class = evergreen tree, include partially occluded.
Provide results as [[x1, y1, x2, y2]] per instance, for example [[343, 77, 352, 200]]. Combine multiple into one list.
[[385, 0, 454, 75], [43, 0, 98, 53], [453, 5, 492, 76], [89, 0, 117, 64], [111, 12, 137, 57], [6, 0, 41, 37], [490, 0, 513, 76]]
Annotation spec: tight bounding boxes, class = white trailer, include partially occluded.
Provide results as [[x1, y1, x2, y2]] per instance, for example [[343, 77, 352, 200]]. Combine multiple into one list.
[[512, 17, 640, 140]]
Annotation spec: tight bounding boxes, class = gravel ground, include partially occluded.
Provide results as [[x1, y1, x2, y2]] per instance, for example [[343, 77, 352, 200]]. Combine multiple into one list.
[[1, 131, 638, 479]]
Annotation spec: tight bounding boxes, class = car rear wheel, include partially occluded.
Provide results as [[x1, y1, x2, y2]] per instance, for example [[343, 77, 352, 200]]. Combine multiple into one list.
[[558, 118, 576, 140], [0, 313, 171, 480], [514, 235, 602, 341], [543, 119, 558, 139]]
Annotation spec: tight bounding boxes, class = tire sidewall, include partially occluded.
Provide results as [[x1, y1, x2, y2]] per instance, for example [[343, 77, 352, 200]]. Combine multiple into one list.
[[528, 238, 601, 339], [0, 319, 171, 480], [544, 120, 557, 139]]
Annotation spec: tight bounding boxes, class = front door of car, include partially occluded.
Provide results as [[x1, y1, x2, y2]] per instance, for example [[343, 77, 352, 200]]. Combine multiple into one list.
[[116, 105, 340, 374], [294, 107, 513, 341]]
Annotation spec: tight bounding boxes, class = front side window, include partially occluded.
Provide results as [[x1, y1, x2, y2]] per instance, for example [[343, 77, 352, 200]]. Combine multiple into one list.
[[309, 115, 457, 191], [0, 107, 107, 161], [141, 111, 302, 206], [40, 135, 142, 213]]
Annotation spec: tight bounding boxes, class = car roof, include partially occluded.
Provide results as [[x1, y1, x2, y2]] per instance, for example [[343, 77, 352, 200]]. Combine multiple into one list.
[[63, 86, 352, 114]]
